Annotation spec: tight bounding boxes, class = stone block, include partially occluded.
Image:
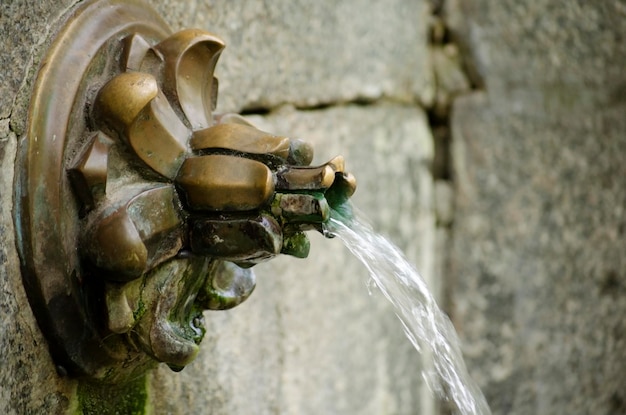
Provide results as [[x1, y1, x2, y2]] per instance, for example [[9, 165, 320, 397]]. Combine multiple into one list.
[[450, 59, 626, 415], [446, 2, 626, 414], [0, 1, 77, 129], [146, 0, 433, 112], [445, 0, 626, 116]]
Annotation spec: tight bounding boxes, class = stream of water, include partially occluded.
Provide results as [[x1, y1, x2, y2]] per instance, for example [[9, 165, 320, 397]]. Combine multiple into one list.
[[326, 211, 491, 415]]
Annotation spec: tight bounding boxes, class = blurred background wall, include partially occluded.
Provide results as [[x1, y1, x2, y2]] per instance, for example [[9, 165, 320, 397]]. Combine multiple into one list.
[[446, 1, 626, 413]]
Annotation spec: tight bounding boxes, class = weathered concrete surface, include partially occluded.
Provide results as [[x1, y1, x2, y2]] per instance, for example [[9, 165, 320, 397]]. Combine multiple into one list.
[[145, 0, 433, 112], [0, 1, 79, 137], [151, 103, 435, 414], [447, 1, 626, 414], [1, 0, 434, 414], [0, 1, 75, 122]]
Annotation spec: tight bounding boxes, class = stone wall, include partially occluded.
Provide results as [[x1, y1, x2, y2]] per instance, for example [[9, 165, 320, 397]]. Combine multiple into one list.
[[446, 1, 626, 414], [1, 1, 434, 414], [2, 0, 624, 414]]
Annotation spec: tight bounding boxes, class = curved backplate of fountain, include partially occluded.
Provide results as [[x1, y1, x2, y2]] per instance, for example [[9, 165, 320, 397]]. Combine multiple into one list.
[[16, 0, 174, 383], [15, 0, 356, 384]]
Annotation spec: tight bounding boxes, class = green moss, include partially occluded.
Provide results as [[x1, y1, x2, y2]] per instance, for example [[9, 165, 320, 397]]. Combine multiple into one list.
[[75, 375, 150, 415]]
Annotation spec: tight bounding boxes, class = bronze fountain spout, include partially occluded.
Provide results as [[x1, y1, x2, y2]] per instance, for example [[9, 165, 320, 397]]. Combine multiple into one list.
[[15, 0, 355, 383]]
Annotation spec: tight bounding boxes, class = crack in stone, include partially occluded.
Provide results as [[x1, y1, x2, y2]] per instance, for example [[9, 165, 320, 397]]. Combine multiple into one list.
[[425, 1, 485, 186], [239, 95, 390, 117]]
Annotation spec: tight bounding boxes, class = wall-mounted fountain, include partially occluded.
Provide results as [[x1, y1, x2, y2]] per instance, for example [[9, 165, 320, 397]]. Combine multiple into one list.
[[15, 0, 356, 385], [5, 0, 622, 413], [12, 1, 496, 414]]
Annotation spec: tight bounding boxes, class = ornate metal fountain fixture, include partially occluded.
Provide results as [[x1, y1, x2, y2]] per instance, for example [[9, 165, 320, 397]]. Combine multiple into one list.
[[16, 0, 355, 383]]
